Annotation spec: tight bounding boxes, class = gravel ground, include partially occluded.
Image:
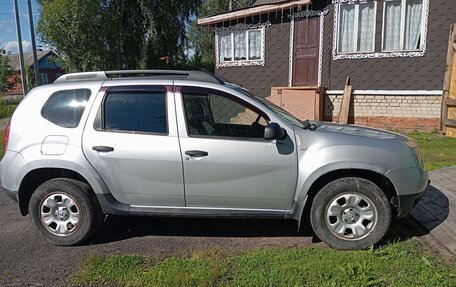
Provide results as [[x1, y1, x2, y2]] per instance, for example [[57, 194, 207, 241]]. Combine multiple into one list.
[[0, 188, 448, 286]]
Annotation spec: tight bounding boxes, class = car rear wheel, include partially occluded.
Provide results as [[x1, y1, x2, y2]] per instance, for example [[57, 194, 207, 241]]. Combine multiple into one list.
[[29, 178, 103, 246], [310, 177, 391, 250]]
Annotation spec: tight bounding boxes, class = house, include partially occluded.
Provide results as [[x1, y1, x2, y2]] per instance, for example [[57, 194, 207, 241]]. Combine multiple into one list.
[[3, 50, 64, 98], [198, 0, 455, 131]]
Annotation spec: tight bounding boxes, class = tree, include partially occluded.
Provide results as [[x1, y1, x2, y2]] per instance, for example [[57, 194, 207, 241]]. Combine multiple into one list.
[[37, 0, 200, 72], [0, 52, 16, 96], [188, 0, 253, 72], [140, 1, 200, 69]]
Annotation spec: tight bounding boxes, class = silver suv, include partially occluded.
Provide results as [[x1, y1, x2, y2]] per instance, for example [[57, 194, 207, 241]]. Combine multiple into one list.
[[0, 70, 428, 249]]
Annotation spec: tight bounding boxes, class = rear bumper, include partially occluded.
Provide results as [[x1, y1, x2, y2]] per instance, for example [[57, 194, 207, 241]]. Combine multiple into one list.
[[396, 180, 429, 217], [1, 159, 17, 202], [0, 151, 28, 203], [0, 185, 18, 202]]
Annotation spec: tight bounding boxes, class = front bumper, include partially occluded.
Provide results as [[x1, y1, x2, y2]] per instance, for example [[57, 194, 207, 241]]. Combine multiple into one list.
[[385, 166, 429, 217], [396, 180, 429, 217]]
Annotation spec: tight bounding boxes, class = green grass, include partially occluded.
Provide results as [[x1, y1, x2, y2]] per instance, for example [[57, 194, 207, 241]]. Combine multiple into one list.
[[0, 100, 17, 119], [407, 131, 456, 171], [73, 241, 455, 287]]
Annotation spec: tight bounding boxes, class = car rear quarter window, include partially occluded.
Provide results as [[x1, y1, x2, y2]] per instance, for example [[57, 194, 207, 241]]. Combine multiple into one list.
[[41, 89, 92, 128], [103, 91, 167, 134]]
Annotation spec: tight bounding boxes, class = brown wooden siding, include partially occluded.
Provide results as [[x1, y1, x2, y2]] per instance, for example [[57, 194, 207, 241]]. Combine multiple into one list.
[[322, 0, 456, 90], [215, 14, 291, 98], [214, 0, 455, 95]]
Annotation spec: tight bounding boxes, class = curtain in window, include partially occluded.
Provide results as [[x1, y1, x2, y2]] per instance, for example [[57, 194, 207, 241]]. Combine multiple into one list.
[[404, 0, 422, 50], [219, 33, 232, 61], [234, 32, 246, 60], [249, 30, 261, 60], [357, 3, 375, 52], [384, 1, 402, 50], [338, 5, 356, 52]]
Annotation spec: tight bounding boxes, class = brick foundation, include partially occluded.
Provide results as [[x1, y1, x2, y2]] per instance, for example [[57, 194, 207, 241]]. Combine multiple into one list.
[[324, 94, 442, 131], [325, 115, 440, 132]]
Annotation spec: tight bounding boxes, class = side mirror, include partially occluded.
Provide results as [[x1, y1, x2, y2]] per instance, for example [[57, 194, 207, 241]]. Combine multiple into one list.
[[264, 122, 287, 140]]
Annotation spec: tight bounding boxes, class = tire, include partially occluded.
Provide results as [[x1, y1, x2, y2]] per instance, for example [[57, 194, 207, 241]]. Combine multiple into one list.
[[29, 178, 103, 246], [310, 177, 391, 250]]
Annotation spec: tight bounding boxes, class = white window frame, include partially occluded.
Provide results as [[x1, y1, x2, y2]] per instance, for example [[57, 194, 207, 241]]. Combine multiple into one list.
[[382, 0, 425, 52], [215, 27, 265, 68], [336, 2, 377, 54], [39, 73, 48, 85], [332, 0, 429, 60]]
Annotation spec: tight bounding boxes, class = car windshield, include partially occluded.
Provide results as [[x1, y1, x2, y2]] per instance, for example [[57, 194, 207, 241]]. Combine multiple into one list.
[[230, 84, 305, 128]]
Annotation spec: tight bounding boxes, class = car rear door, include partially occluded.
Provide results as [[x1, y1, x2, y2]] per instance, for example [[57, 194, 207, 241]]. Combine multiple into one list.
[[82, 83, 185, 207]]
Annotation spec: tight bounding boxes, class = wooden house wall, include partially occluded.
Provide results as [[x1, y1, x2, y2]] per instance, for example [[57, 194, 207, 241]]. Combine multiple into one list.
[[214, 0, 456, 96]]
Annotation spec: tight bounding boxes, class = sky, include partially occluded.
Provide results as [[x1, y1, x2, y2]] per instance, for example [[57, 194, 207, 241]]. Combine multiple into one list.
[[0, 0, 41, 54]]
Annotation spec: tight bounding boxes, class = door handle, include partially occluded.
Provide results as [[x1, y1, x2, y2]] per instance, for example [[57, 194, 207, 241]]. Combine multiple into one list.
[[92, 146, 114, 152], [185, 150, 208, 157]]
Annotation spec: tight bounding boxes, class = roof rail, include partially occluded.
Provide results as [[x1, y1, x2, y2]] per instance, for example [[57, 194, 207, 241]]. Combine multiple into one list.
[[54, 70, 225, 85]]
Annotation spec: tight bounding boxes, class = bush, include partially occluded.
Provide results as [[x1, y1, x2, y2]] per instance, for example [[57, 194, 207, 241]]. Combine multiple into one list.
[[0, 99, 17, 119]]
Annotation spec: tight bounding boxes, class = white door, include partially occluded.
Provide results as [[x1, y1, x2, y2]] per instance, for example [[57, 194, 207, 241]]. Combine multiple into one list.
[[175, 86, 298, 210], [83, 84, 185, 207]]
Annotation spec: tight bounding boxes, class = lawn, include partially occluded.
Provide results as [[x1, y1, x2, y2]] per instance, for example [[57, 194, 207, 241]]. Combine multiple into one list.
[[0, 100, 17, 119], [73, 241, 455, 287], [407, 131, 456, 171]]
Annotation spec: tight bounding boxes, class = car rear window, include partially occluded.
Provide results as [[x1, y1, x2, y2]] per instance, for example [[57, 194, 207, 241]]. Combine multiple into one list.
[[103, 91, 167, 134], [41, 89, 92, 128]]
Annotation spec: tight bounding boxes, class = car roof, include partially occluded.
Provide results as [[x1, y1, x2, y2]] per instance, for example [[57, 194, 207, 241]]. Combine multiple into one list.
[[53, 70, 226, 85]]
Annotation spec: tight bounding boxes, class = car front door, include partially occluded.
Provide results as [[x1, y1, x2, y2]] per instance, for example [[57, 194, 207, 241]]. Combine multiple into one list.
[[83, 84, 185, 207], [175, 85, 298, 210]]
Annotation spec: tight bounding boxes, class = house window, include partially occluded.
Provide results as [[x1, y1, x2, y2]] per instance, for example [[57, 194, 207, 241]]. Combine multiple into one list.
[[39, 73, 49, 84], [383, 0, 423, 51], [248, 30, 262, 60], [337, 2, 376, 53], [217, 28, 264, 66]]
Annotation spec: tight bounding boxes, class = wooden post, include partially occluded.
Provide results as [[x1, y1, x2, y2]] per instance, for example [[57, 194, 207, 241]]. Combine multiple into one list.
[[441, 24, 456, 135], [316, 86, 326, 121], [338, 76, 352, 125]]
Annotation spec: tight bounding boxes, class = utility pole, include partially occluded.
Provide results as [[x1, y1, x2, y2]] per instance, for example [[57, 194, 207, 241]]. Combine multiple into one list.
[[27, 0, 39, 86], [13, 0, 28, 96], [117, 0, 125, 69], [229, 0, 232, 11]]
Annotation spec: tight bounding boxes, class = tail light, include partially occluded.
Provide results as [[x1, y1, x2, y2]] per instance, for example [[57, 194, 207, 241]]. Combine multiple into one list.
[[3, 121, 10, 155]]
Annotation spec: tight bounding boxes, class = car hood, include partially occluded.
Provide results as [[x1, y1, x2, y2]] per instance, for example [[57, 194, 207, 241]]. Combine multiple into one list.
[[309, 121, 414, 146]]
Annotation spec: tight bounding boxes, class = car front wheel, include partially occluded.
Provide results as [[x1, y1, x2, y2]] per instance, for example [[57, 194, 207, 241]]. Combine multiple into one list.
[[29, 178, 102, 246], [310, 177, 391, 250]]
